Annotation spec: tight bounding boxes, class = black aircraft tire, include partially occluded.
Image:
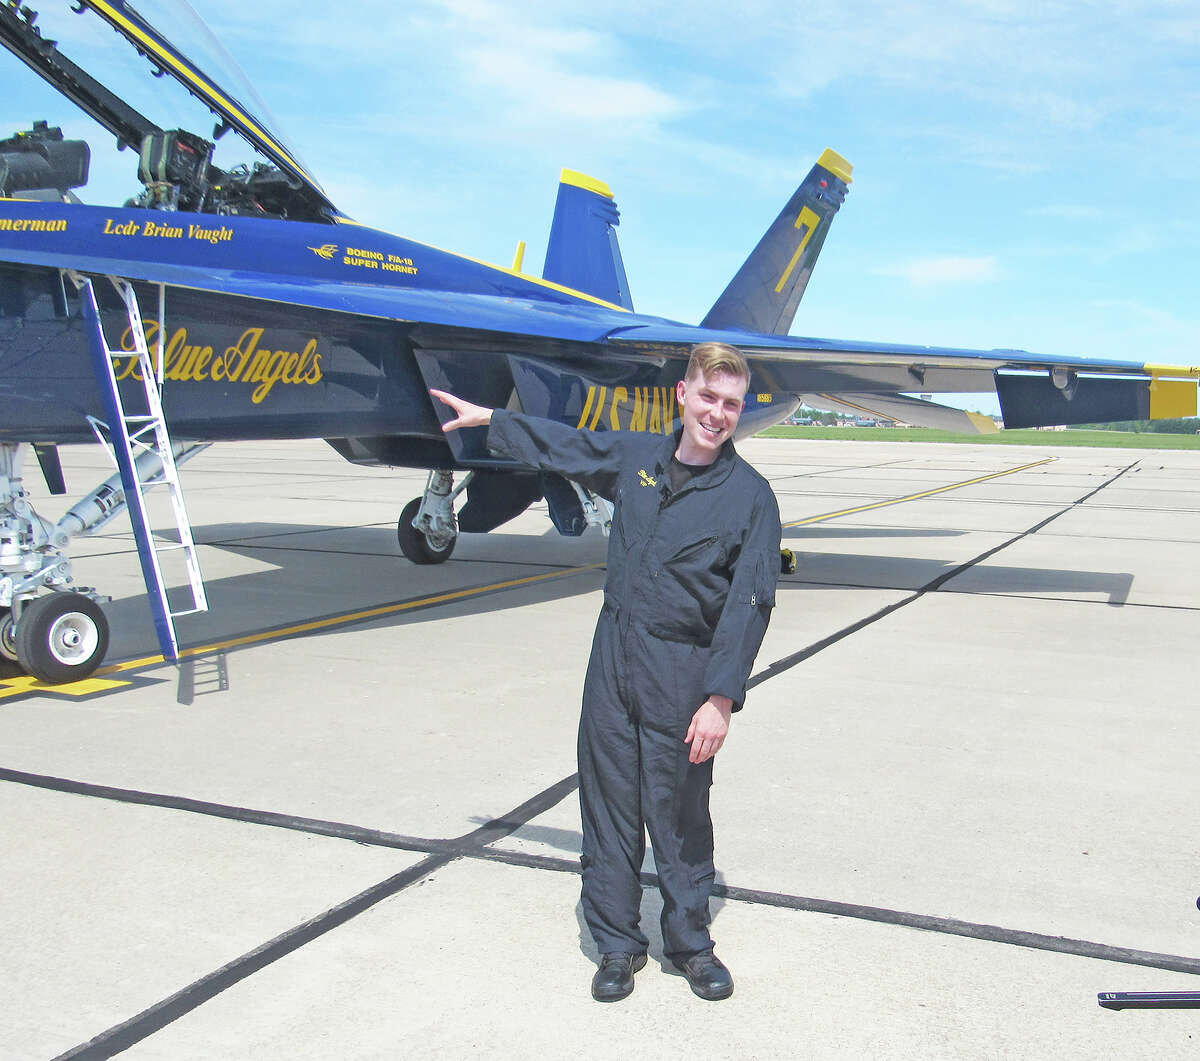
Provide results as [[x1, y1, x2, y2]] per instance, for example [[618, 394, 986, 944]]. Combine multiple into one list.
[[14, 593, 110, 684], [397, 498, 456, 565]]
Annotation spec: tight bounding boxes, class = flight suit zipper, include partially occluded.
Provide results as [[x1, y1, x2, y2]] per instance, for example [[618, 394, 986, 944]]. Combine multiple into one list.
[[617, 473, 671, 685]]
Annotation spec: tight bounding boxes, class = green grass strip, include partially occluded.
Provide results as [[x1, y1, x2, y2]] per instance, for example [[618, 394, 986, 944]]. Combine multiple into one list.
[[761, 426, 1200, 449]]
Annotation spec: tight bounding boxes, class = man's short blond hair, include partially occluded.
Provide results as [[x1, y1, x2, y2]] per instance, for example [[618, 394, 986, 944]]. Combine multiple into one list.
[[685, 342, 750, 386]]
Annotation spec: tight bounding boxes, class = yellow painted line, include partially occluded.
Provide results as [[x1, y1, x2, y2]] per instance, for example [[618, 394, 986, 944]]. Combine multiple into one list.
[[0, 675, 130, 700], [92, 563, 605, 679], [783, 457, 1056, 528]]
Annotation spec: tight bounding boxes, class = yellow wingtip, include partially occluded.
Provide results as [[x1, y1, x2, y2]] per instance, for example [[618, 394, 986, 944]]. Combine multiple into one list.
[[1149, 377, 1198, 420], [1145, 363, 1200, 379]]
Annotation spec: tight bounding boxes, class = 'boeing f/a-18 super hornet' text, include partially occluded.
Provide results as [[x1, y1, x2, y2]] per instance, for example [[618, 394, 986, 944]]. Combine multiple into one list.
[[2, 0, 1197, 683]]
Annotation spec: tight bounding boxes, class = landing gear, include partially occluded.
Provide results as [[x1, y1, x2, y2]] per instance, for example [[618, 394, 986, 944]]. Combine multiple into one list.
[[396, 469, 468, 565], [0, 607, 16, 662], [13, 593, 110, 683], [3, 439, 110, 683], [2, 435, 206, 684], [398, 498, 455, 564], [0, 607, 19, 678]]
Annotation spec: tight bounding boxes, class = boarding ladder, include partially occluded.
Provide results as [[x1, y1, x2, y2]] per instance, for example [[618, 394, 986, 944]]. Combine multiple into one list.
[[73, 273, 208, 662]]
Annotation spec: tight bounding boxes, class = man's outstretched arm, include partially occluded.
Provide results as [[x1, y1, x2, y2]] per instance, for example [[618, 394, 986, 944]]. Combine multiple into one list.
[[429, 389, 626, 499], [430, 389, 493, 431]]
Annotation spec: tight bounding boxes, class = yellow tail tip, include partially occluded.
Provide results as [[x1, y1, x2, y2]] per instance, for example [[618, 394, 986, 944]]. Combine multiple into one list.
[[818, 149, 853, 184], [559, 169, 614, 199]]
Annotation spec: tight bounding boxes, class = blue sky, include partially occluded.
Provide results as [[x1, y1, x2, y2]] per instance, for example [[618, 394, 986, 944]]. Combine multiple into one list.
[[6, 1, 1199, 415]]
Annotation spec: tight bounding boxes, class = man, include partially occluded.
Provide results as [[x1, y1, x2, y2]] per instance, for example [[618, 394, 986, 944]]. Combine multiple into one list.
[[432, 342, 780, 1002]]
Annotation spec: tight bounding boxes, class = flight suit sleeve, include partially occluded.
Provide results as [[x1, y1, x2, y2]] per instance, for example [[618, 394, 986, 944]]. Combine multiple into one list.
[[486, 409, 625, 500], [703, 486, 782, 711]]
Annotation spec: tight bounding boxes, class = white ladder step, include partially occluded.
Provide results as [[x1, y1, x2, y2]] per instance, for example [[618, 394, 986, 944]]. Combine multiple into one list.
[[76, 274, 209, 661]]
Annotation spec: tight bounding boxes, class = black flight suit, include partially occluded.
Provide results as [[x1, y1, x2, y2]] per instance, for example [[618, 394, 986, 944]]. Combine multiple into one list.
[[486, 410, 781, 960]]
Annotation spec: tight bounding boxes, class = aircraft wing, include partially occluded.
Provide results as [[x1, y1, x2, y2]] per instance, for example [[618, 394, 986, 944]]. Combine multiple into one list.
[[607, 321, 1200, 429], [5, 230, 1194, 431], [790, 393, 999, 433], [0, 235, 1143, 369]]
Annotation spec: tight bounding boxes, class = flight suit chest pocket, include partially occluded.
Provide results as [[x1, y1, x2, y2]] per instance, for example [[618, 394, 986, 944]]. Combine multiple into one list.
[[666, 533, 723, 565], [663, 532, 727, 580]]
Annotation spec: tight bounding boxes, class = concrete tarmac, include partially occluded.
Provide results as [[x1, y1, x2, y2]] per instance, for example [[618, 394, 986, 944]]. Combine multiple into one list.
[[3, 436, 1199, 1059]]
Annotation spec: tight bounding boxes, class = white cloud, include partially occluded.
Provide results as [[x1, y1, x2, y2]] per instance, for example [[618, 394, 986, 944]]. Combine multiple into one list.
[[1026, 204, 1108, 220], [461, 45, 685, 127], [875, 256, 999, 288]]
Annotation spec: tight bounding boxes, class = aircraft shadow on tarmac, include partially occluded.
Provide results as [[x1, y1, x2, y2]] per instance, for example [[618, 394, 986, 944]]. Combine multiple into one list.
[[777, 557, 1134, 604], [91, 520, 1132, 682], [96, 521, 610, 666], [189, 519, 607, 565], [787, 526, 961, 539], [781, 527, 1134, 604]]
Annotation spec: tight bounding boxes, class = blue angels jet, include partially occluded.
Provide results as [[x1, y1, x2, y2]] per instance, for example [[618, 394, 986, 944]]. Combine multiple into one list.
[[1, 0, 1197, 683]]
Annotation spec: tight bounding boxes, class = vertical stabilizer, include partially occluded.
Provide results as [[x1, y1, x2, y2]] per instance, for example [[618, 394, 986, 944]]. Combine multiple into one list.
[[702, 149, 852, 334], [542, 169, 633, 309]]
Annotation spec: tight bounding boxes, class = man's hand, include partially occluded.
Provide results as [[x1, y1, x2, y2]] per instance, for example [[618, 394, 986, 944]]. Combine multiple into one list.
[[429, 389, 493, 432], [685, 695, 733, 764]]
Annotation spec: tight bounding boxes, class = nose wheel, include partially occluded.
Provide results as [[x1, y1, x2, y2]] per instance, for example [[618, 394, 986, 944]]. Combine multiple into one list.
[[396, 470, 464, 565], [397, 497, 457, 564], [12, 593, 110, 684]]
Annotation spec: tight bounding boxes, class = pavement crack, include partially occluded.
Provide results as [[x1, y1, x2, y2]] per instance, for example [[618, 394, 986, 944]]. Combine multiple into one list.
[[53, 855, 452, 1061], [44, 772, 579, 1060]]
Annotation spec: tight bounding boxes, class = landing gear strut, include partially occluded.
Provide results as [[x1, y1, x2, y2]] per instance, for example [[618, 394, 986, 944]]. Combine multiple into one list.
[[397, 469, 469, 565], [0, 441, 106, 680], [1, 437, 205, 683]]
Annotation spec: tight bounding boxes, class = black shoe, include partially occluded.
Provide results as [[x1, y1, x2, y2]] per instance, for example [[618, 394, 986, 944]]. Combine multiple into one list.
[[591, 952, 648, 1002], [674, 950, 734, 1001]]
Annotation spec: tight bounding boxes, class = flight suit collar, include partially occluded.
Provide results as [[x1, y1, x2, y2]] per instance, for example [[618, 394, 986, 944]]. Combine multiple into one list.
[[653, 427, 737, 494]]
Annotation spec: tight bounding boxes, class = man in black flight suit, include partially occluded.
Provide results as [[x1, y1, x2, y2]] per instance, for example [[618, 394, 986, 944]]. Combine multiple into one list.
[[431, 342, 781, 1003]]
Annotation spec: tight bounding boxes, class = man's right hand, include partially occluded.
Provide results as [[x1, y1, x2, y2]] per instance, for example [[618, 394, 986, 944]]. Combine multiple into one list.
[[429, 389, 494, 432]]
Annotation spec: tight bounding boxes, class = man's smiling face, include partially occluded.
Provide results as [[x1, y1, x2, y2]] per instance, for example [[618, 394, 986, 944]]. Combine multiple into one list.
[[674, 367, 747, 465]]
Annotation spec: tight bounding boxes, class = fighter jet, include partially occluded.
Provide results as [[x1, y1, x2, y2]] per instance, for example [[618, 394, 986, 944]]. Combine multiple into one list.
[[2, 0, 1196, 683]]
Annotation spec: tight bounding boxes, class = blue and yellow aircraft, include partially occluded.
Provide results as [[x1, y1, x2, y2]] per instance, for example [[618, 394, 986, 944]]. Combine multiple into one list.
[[1, 0, 1197, 682]]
